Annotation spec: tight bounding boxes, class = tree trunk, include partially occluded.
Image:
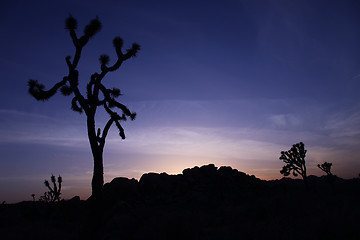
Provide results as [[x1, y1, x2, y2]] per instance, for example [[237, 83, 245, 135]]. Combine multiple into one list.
[[87, 114, 104, 204], [91, 149, 104, 203], [303, 174, 308, 188], [302, 164, 308, 188]]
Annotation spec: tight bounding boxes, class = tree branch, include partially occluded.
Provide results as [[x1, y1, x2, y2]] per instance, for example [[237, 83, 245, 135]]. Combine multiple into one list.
[[99, 118, 115, 149], [28, 77, 67, 101], [68, 70, 89, 114]]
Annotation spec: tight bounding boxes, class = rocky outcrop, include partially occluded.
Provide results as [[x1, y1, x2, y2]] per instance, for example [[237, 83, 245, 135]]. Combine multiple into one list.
[[102, 164, 262, 207]]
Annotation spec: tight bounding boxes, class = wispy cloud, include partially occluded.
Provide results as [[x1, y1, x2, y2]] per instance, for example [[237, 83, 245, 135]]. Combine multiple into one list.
[[268, 114, 301, 128], [352, 73, 360, 79], [324, 109, 360, 139], [0, 109, 88, 147]]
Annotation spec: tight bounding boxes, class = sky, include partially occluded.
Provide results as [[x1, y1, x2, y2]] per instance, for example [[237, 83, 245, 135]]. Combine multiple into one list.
[[0, 0, 359, 203]]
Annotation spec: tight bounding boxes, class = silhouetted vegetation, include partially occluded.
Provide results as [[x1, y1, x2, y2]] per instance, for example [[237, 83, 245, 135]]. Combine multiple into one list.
[[27, 15, 139, 204], [318, 162, 338, 184], [318, 162, 333, 176], [39, 175, 62, 202], [279, 142, 308, 185]]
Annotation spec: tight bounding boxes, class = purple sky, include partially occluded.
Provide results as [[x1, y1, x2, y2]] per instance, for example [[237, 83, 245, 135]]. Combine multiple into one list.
[[1, 0, 360, 203]]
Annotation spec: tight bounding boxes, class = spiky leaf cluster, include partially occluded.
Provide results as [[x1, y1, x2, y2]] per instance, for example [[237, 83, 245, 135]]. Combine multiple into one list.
[[60, 85, 73, 96], [65, 15, 77, 30], [127, 43, 141, 57], [129, 112, 136, 121], [99, 54, 110, 65], [84, 17, 101, 38], [28, 80, 46, 100], [113, 37, 123, 49], [109, 88, 121, 98]]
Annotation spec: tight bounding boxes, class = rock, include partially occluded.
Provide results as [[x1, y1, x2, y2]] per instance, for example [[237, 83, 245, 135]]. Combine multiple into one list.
[[102, 177, 139, 205], [68, 195, 80, 202]]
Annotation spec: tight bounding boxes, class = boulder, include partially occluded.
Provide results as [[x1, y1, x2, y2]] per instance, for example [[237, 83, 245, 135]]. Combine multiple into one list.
[[102, 177, 139, 205]]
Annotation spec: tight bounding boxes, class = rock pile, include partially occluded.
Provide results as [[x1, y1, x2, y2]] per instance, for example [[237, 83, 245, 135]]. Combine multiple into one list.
[[102, 164, 262, 207]]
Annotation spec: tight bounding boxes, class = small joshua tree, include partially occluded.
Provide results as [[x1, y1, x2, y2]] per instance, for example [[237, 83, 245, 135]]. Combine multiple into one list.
[[41, 174, 62, 202], [318, 162, 337, 183], [280, 142, 308, 185], [27, 15, 139, 204], [31, 194, 35, 201], [317, 162, 333, 176]]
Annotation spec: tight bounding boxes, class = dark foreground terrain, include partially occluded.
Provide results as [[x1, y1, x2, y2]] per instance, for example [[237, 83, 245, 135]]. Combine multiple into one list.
[[1, 164, 359, 240]]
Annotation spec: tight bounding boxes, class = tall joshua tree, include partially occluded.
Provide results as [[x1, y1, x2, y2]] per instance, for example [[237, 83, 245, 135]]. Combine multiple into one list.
[[279, 142, 308, 186], [28, 15, 140, 203]]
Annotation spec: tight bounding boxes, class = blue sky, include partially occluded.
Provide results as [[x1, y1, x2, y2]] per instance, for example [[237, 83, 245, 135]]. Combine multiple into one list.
[[0, 0, 359, 202]]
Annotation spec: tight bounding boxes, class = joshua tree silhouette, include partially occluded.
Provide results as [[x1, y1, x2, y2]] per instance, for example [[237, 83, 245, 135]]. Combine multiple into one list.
[[40, 174, 62, 202], [318, 162, 337, 183], [27, 15, 139, 204], [279, 142, 308, 186], [317, 162, 333, 176]]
